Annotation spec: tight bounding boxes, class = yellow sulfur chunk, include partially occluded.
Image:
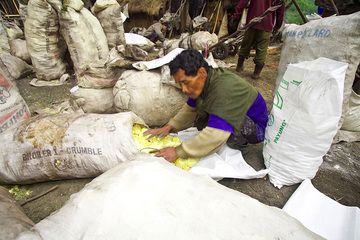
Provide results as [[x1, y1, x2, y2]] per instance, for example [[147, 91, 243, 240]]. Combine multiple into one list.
[[132, 124, 199, 171]]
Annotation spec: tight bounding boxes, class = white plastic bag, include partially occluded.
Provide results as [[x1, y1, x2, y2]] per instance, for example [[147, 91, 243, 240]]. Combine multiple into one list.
[[263, 58, 348, 188], [17, 156, 322, 240], [0, 112, 143, 184]]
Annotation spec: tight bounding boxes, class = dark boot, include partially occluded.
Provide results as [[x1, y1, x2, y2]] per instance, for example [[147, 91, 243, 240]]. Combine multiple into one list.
[[251, 64, 264, 79], [236, 56, 245, 72]]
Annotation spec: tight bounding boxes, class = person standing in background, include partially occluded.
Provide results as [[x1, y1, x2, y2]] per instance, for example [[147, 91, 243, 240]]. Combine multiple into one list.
[[233, 0, 285, 79]]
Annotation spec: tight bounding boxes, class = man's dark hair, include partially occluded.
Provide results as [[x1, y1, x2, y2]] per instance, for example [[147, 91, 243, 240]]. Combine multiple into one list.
[[169, 49, 210, 76]]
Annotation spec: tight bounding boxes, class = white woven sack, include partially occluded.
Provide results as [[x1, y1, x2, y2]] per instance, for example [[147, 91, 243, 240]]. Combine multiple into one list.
[[0, 186, 34, 240], [278, 12, 360, 142], [93, 0, 125, 48], [70, 86, 116, 113], [0, 53, 32, 80], [17, 156, 322, 240], [341, 90, 360, 132], [10, 39, 31, 63], [59, 3, 116, 88], [113, 70, 186, 126], [0, 19, 10, 52], [25, 0, 67, 81], [263, 58, 348, 188], [0, 112, 143, 184]]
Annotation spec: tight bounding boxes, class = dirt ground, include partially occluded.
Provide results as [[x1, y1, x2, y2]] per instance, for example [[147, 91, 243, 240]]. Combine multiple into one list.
[[2, 48, 360, 223]]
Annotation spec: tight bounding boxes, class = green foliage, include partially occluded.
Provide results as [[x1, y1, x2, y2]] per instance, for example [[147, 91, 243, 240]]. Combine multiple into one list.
[[285, 0, 317, 24]]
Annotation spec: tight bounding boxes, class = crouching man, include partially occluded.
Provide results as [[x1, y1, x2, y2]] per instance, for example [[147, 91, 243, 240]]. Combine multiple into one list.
[[144, 49, 268, 162]]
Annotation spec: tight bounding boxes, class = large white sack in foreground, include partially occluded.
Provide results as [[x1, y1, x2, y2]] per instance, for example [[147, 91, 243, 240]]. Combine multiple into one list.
[[278, 12, 360, 142], [17, 156, 322, 240], [0, 112, 143, 184], [113, 70, 186, 126], [263, 58, 347, 188], [0, 186, 34, 240]]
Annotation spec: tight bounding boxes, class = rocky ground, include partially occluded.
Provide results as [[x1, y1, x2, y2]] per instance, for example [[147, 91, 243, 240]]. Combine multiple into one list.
[[2, 48, 359, 223]]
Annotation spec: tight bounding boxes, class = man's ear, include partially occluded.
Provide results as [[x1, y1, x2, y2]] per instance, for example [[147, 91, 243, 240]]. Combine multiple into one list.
[[197, 67, 207, 81]]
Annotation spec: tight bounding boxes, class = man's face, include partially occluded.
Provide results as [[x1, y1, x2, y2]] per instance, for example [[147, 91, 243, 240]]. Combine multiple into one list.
[[173, 68, 207, 99]]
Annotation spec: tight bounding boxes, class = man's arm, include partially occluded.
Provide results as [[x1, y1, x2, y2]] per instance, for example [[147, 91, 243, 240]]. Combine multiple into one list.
[[176, 127, 231, 158], [168, 102, 197, 132]]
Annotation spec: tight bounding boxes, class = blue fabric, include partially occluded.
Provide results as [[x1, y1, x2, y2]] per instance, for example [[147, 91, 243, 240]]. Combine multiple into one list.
[[186, 98, 197, 108], [246, 92, 268, 133], [208, 114, 235, 133]]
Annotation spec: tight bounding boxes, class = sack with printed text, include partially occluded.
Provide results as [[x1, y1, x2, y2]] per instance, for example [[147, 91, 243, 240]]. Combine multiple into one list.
[[263, 58, 348, 188], [0, 73, 30, 135], [0, 112, 143, 184], [278, 12, 360, 142]]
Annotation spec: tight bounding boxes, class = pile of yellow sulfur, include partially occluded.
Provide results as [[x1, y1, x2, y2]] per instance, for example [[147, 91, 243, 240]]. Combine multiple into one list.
[[132, 124, 199, 171]]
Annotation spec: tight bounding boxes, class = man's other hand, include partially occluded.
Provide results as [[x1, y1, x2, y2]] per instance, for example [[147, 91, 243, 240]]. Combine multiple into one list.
[[155, 147, 178, 162]]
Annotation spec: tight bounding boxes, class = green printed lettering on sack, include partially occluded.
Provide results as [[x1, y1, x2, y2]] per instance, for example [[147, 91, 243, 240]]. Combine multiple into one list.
[[263, 138, 270, 147], [291, 80, 302, 86], [280, 79, 289, 90], [274, 120, 287, 143], [273, 91, 284, 110]]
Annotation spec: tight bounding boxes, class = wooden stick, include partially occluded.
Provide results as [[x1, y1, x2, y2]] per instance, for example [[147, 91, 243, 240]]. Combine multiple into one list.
[[328, 0, 339, 15], [209, 0, 221, 22], [291, 0, 308, 23], [200, 2, 206, 17], [0, 2, 9, 15], [212, 0, 222, 33], [4, 14, 20, 17], [12, 0, 20, 15], [20, 186, 59, 206]]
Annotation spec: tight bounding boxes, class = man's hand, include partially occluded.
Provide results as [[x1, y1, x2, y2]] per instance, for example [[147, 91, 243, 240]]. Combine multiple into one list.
[[155, 147, 178, 162], [143, 124, 173, 138]]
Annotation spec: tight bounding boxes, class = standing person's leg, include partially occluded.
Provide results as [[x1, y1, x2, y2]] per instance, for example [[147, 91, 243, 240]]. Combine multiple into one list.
[[252, 30, 271, 79], [236, 28, 256, 72]]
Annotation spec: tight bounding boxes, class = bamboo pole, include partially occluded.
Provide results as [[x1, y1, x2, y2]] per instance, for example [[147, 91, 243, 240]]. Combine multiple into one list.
[[12, 0, 20, 15], [212, 0, 222, 33], [0, 2, 9, 15], [328, 0, 340, 15]]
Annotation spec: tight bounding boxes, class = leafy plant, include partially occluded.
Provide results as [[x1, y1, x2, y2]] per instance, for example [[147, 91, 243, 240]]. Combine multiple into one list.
[[285, 0, 317, 24]]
